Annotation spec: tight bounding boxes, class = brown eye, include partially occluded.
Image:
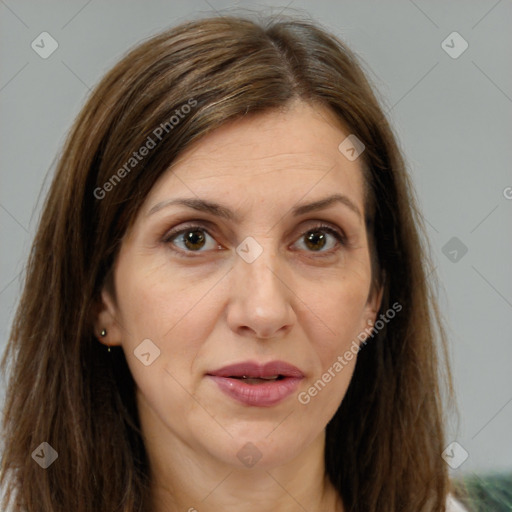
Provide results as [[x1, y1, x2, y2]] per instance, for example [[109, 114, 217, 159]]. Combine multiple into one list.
[[294, 225, 345, 254], [304, 231, 327, 251], [164, 226, 219, 254], [182, 229, 206, 251]]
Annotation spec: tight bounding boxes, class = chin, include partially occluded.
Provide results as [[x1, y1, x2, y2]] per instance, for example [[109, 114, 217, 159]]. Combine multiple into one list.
[[203, 428, 309, 472]]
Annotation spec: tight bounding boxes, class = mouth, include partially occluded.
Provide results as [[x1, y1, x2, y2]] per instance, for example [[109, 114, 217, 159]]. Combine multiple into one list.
[[207, 360, 304, 379], [206, 361, 304, 407], [227, 375, 286, 384]]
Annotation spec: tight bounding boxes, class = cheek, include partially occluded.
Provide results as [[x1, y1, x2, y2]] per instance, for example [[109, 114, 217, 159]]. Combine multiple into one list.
[[300, 265, 371, 409], [115, 257, 217, 346], [114, 258, 226, 401], [115, 262, 222, 432], [306, 272, 371, 345]]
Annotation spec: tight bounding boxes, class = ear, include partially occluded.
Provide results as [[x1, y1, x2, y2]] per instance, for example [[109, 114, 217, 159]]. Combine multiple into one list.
[[92, 288, 123, 347], [366, 283, 384, 320], [358, 283, 384, 341]]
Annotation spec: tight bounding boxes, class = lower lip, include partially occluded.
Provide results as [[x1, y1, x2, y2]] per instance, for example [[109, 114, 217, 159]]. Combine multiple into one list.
[[207, 375, 302, 407]]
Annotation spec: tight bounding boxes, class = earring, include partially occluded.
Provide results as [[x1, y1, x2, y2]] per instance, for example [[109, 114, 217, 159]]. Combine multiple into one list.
[[100, 329, 110, 352]]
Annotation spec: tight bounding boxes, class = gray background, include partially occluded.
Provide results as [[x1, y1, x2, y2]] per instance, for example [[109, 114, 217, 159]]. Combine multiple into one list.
[[1, 0, 511, 477]]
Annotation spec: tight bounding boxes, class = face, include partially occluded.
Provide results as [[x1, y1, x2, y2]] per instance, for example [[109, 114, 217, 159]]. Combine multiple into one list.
[[96, 100, 381, 471]]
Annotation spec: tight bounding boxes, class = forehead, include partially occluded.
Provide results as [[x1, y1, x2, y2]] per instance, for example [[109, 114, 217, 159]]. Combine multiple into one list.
[[143, 101, 366, 216]]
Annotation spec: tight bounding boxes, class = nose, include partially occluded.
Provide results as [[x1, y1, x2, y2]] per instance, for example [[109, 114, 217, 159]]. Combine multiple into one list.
[[225, 244, 296, 340]]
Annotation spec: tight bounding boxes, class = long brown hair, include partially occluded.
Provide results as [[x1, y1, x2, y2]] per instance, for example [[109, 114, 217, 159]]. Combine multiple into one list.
[[1, 14, 456, 511]]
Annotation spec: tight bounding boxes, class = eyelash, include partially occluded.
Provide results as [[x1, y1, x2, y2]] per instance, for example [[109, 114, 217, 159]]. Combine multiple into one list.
[[162, 222, 347, 258]]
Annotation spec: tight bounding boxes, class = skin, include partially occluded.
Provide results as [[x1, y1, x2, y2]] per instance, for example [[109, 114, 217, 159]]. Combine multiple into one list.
[[95, 100, 382, 512]]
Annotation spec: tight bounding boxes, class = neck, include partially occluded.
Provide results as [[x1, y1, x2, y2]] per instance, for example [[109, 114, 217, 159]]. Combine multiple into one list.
[[149, 439, 344, 512]]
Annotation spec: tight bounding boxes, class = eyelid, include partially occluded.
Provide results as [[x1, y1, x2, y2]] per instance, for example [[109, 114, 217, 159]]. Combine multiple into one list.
[[161, 220, 348, 257]]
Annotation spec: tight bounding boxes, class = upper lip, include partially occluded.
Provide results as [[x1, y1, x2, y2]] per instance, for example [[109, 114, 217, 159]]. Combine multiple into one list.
[[207, 361, 304, 379]]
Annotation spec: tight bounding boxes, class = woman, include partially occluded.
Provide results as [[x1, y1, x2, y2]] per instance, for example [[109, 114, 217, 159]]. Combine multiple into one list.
[[1, 14, 469, 511]]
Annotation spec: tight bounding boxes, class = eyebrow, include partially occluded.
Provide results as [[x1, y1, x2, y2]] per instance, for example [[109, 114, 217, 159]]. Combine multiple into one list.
[[147, 193, 362, 220]]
